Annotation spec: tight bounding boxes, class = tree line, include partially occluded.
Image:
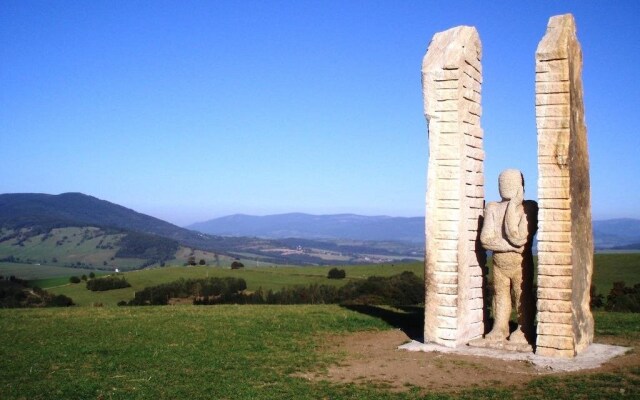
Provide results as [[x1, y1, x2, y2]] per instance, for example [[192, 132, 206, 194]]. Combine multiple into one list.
[[122, 271, 424, 307]]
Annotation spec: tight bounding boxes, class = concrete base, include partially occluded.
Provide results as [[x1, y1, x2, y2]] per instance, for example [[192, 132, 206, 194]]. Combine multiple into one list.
[[398, 340, 630, 372]]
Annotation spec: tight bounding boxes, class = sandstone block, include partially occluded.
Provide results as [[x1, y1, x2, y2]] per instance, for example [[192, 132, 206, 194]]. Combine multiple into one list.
[[538, 275, 572, 290], [535, 59, 569, 74], [537, 265, 572, 276], [537, 241, 572, 253], [536, 14, 593, 358], [436, 284, 458, 295], [537, 335, 574, 350], [536, 346, 575, 358], [438, 306, 457, 318], [537, 253, 571, 265], [535, 93, 569, 105], [538, 323, 574, 337], [537, 311, 572, 324], [438, 328, 457, 341], [423, 25, 487, 347], [537, 288, 572, 301], [538, 299, 572, 313], [538, 199, 570, 209]]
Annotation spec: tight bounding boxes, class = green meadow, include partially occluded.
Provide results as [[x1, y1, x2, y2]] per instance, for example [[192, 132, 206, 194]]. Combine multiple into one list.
[[593, 253, 640, 295], [0, 306, 638, 399], [35, 252, 640, 307], [0, 255, 639, 398], [43, 262, 424, 306]]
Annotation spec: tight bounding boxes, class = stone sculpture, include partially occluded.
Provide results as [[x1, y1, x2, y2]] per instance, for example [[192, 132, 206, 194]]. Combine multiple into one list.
[[421, 13, 592, 358], [422, 26, 487, 347], [535, 14, 594, 358], [480, 169, 537, 349]]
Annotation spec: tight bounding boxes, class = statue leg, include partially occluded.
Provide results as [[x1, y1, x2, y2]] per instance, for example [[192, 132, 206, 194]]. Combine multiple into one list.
[[486, 263, 510, 341], [512, 252, 535, 344]]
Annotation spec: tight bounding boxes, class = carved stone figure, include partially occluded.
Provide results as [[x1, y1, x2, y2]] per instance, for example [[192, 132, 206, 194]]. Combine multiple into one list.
[[480, 169, 538, 346]]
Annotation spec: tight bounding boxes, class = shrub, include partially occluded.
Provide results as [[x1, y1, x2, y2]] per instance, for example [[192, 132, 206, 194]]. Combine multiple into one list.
[[0, 280, 73, 308], [340, 271, 424, 306], [605, 281, 640, 312], [89, 272, 96, 279], [327, 268, 346, 279], [49, 294, 74, 307], [199, 259, 206, 265], [231, 261, 244, 269], [126, 272, 424, 307], [69, 276, 81, 284], [590, 285, 604, 309], [129, 277, 248, 306], [86, 276, 131, 292]]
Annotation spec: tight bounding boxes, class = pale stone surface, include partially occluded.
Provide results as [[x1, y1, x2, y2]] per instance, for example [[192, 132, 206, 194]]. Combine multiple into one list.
[[478, 170, 538, 350], [535, 14, 594, 358], [423, 26, 487, 347], [399, 341, 630, 373]]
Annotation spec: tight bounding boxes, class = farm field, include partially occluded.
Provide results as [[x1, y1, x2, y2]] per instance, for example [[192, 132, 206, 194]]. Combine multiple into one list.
[[0, 305, 638, 399], [0, 262, 96, 280]]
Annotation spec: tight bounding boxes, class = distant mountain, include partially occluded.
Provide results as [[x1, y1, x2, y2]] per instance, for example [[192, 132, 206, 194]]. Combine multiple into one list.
[[190, 213, 640, 250], [188, 213, 424, 243], [593, 219, 640, 249]]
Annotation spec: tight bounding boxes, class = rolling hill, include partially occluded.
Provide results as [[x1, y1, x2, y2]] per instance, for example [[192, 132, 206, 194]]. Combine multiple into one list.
[[188, 213, 424, 243], [188, 213, 640, 250], [0, 193, 420, 268], [1, 192, 638, 275]]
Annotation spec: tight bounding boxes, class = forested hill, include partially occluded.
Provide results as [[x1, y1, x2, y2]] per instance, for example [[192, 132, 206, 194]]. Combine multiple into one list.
[[0, 193, 226, 251]]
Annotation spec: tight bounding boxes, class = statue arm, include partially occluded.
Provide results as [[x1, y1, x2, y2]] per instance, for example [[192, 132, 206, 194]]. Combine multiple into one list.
[[505, 188, 530, 247]]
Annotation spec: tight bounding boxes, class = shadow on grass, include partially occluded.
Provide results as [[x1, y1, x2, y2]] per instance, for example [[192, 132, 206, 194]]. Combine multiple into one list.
[[340, 304, 425, 341]]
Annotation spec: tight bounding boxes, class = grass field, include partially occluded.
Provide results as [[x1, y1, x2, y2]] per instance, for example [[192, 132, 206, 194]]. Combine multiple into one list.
[[593, 253, 640, 295], [40, 252, 640, 307], [0, 262, 97, 280], [44, 262, 424, 306], [0, 306, 638, 399]]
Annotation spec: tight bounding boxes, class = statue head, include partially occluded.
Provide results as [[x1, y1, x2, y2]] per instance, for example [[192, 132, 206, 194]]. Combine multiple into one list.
[[498, 169, 524, 200]]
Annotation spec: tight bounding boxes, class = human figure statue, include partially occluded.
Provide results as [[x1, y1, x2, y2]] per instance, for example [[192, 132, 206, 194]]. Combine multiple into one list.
[[480, 169, 538, 345]]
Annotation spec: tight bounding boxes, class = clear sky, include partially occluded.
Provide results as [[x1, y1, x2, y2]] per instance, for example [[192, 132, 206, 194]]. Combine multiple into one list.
[[1, 1, 639, 226]]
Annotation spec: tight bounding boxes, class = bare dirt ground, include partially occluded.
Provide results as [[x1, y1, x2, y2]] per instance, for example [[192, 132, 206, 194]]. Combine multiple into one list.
[[298, 329, 639, 393]]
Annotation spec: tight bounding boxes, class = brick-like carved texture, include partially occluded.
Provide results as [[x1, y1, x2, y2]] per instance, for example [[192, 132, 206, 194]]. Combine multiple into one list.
[[422, 26, 486, 347], [535, 14, 594, 358]]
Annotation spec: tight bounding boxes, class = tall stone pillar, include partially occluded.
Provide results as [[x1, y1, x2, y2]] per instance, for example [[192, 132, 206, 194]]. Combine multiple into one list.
[[535, 14, 594, 357], [422, 26, 486, 347]]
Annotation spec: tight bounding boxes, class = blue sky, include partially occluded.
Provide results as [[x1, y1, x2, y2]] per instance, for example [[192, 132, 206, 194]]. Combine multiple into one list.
[[1, 1, 639, 226]]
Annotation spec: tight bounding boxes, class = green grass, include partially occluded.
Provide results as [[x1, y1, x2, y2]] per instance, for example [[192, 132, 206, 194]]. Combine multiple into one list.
[[0, 306, 638, 399], [45, 262, 422, 306], [0, 262, 97, 280], [40, 253, 640, 307], [593, 310, 640, 344], [0, 305, 392, 400], [593, 253, 640, 296]]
